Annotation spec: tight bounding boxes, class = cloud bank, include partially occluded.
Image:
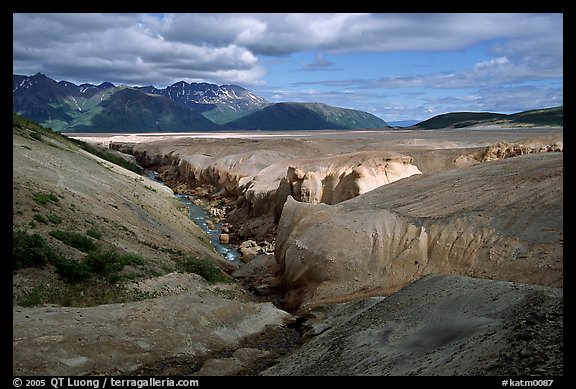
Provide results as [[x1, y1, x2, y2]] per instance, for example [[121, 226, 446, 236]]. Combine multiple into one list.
[[13, 13, 563, 121]]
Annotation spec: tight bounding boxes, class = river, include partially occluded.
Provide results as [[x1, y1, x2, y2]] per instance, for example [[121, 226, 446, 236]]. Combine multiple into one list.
[[145, 170, 241, 264]]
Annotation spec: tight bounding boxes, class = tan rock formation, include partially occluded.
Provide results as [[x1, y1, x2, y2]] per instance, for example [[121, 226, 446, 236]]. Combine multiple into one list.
[[279, 151, 422, 205], [276, 152, 563, 313]]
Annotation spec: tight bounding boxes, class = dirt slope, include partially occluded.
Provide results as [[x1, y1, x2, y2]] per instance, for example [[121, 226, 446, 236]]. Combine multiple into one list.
[[12, 121, 293, 376], [262, 273, 563, 376]]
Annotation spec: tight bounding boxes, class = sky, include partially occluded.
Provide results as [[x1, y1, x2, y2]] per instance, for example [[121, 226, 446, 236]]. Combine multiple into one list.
[[12, 13, 563, 123]]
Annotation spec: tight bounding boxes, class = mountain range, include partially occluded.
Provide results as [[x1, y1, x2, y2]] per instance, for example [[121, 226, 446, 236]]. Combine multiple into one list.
[[13, 73, 389, 132], [13, 73, 561, 132]]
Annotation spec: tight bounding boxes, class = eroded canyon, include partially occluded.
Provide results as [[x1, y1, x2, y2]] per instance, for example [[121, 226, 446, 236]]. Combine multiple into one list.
[[13, 126, 563, 376]]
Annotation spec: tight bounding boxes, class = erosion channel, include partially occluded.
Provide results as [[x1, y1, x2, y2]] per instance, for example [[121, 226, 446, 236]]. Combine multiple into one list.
[[146, 170, 241, 264]]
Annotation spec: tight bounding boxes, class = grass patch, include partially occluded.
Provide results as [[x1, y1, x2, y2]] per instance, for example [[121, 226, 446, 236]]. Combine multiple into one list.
[[47, 214, 62, 224], [14, 230, 146, 285], [49, 230, 98, 252], [175, 256, 231, 284], [66, 137, 145, 174], [16, 280, 158, 307], [32, 192, 59, 206], [86, 228, 102, 239]]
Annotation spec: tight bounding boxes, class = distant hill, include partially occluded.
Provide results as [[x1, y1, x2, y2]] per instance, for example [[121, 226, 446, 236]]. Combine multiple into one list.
[[225, 102, 389, 130], [412, 107, 563, 129]]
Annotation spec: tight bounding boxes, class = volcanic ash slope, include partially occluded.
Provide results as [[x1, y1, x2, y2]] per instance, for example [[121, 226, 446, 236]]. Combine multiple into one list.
[[276, 152, 563, 313], [262, 273, 563, 376]]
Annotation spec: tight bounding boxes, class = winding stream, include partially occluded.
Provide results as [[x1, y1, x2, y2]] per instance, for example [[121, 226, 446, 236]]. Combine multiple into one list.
[[146, 170, 241, 264]]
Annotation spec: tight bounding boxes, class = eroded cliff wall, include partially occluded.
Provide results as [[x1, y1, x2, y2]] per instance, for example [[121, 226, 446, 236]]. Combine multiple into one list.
[[276, 152, 563, 312]]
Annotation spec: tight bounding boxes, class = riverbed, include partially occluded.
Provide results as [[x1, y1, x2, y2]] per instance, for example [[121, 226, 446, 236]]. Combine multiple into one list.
[[146, 170, 241, 264]]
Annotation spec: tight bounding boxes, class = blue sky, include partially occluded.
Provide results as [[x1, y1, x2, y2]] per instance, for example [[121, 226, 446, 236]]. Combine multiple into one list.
[[13, 13, 563, 123]]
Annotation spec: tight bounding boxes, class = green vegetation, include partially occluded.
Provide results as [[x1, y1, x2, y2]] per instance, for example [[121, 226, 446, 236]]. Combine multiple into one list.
[[14, 113, 145, 174], [13, 229, 230, 307], [70, 88, 221, 133], [29, 132, 42, 141], [33, 214, 48, 224], [49, 230, 98, 252], [51, 257, 92, 284], [203, 104, 262, 125], [13, 112, 233, 308], [14, 229, 151, 295], [47, 214, 62, 224], [413, 106, 563, 129], [414, 112, 506, 130], [226, 102, 389, 130], [17, 282, 47, 307], [175, 256, 232, 283], [16, 281, 158, 307], [32, 192, 60, 206], [66, 137, 145, 174], [49, 251, 144, 284], [13, 230, 64, 269], [86, 228, 102, 239], [508, 107, 563, 126], [85, 251, 143, 280]]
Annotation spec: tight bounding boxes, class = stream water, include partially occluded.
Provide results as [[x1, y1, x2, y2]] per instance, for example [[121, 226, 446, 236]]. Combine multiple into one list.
[[146, 170, 241, 264]]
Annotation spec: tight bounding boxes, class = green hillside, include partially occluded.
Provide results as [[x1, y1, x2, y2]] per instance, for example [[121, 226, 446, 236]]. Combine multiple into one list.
[[413, 107, 563, 129], [71, 89, 222, 132], [202, 104, 269, 125], [508, 107, 564, 126], [225, 102, 389, 130]]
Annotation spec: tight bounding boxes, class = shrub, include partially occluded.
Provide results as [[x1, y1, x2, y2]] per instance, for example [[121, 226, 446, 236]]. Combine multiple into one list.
[[175, 256, 231, 283], [51, 250, 144, 284], [17, 282, 47, 307], [12, 230, 63, 269], [47, 214, 62, 224], [33, 214, 48, 224], [84, 251, 144, 281], [49, 230, 98, 252], [51, 257, 92, 284], [84, 251, 125, 277]]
